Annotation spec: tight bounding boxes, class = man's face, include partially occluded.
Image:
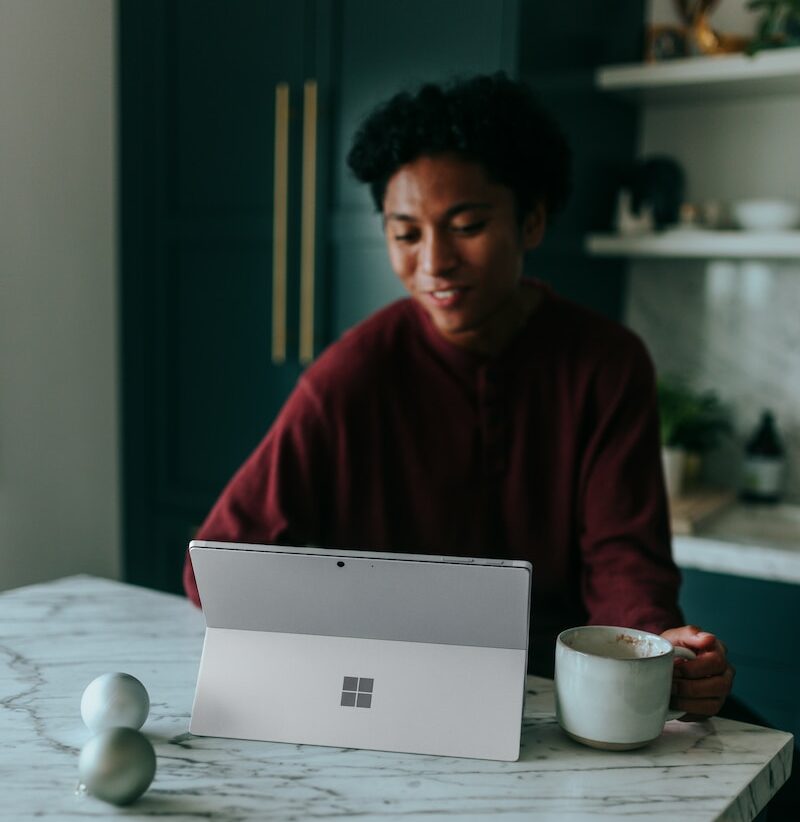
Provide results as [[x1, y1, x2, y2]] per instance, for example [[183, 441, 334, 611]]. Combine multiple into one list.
[[382, 153, 543, 352]]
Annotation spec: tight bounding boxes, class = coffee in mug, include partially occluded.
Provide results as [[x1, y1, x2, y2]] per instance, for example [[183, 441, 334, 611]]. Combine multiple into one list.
[[555, 625, 695, 751]]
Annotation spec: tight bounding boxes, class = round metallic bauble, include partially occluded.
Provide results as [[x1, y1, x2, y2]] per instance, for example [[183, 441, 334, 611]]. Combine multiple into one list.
[[80, 672, 150, 732], [78, 727, 156, 806]]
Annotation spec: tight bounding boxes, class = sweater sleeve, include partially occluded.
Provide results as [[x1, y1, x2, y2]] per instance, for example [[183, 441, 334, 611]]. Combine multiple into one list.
[[577, 336, 684, 635], [182, 376, 332, 608]]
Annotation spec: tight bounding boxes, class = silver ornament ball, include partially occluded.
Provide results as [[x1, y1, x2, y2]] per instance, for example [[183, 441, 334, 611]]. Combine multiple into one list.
[[78, 727, 156, 806], [81, 672, 150, 732]]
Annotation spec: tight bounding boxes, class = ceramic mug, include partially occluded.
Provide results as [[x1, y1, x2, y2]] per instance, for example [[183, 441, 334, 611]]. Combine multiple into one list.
[[555, 625, 695, 751]]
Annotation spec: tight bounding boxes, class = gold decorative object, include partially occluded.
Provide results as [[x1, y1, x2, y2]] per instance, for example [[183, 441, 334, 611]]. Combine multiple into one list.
[[272, 83, 290, 365], [645, 0, 750, 62], [299, 79, 318, 365]]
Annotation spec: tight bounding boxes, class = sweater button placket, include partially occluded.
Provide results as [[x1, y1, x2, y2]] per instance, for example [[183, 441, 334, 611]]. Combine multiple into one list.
[[480, 367, 506, 476]]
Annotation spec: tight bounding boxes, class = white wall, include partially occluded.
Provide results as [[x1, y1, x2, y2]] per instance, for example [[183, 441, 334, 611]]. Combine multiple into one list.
[[0, 0, 120, 590]]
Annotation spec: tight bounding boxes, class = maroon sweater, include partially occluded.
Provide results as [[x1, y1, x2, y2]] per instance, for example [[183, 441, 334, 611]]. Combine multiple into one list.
[[184, 282, 683, 675]]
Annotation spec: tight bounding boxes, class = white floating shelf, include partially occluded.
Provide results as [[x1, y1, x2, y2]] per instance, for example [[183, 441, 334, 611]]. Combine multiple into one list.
[[597, 46, 800, 102], [586, 229, 800, 259]]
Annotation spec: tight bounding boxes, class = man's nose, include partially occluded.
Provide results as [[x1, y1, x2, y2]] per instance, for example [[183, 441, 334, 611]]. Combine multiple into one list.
[[419, 231, 458, 280]]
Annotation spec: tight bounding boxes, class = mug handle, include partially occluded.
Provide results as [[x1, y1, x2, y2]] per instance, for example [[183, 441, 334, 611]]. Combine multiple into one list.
[[666, 645, 697, 721]]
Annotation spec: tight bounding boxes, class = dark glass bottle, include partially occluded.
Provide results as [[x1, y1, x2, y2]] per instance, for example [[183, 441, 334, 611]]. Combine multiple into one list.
[[741, 411, 786, 504]]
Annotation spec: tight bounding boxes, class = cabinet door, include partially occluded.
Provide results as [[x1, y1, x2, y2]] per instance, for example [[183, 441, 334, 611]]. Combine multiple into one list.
[[680, 569, 800, 743], [518, 0, 644, 320], [158, 0, 310, 504], [329, 0, 520, 336], [121, 0, 326, 590]]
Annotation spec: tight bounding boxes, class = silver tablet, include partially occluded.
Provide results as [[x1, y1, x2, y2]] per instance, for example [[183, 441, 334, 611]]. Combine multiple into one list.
[[189, 540, 531, 761]]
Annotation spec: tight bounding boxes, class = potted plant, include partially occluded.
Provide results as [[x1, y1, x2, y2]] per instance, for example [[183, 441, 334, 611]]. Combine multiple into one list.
[[657, 377, 732, 497]]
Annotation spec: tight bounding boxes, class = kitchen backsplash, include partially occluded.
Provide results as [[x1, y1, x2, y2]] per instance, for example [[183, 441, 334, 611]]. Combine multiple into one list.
[[626, 259, 800, 503]]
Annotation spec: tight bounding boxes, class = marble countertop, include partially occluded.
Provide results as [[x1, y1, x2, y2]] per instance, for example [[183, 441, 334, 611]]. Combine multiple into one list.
[[0, 575, 793, 821], [673, 503, 800, 584]]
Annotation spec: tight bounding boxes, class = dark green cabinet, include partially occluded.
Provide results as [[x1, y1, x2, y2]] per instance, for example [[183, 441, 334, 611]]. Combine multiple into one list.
[[680, 569, 800, 742], [121, 0, 332, 589], [518, 1, 644, 318]]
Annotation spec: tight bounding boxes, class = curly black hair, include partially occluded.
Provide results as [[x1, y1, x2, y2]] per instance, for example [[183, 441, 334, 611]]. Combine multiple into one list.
[[347, 73, 572, 221]]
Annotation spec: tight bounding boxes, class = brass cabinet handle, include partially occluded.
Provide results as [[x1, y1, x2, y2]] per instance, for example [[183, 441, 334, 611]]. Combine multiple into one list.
[[299, 79, 318, 365], [271, 82, 290, 364]]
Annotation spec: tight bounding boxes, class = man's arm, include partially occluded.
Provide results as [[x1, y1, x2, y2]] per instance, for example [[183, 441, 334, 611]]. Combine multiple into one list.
[[578, 335, 682, 634], [577, 336, 733, 717]]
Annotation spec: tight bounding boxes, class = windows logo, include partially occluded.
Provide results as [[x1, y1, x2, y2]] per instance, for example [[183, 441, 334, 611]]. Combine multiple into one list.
[[340, 676, 373, 708]]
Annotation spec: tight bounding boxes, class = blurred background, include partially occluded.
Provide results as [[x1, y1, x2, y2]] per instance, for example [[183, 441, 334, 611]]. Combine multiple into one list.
[[1, 0, 799, 738]]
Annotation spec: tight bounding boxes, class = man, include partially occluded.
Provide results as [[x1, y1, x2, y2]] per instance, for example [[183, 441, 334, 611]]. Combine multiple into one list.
[[183, 74, 733, 719]]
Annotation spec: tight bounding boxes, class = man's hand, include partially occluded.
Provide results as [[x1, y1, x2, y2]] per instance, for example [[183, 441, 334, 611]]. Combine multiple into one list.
[[661, 625, 735, 720]]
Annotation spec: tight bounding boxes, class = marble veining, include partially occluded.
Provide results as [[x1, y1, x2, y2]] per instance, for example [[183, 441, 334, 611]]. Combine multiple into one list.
[[0, 575, 792, 821]]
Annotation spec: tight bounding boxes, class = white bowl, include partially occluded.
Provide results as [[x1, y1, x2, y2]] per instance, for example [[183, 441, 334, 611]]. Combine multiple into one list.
[[732, 199, 800, 232]]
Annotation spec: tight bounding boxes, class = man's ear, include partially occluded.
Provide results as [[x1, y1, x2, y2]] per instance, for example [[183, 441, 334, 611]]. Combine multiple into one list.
[[522, 203, 546, 250]]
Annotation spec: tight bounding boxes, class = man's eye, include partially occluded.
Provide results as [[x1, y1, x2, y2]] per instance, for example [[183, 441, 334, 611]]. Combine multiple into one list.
[[393, 233, 418, 243], [452, 221, 486, 235]]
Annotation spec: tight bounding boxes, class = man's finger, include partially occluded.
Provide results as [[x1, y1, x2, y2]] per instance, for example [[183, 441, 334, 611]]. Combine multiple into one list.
[[672, 669, 734, 700], [674, 650, 729, 679]]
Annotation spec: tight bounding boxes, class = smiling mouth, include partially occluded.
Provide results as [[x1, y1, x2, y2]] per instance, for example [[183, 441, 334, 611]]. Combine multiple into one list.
[[423, 287, 470, 312], [427, 286, 468, 300]]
